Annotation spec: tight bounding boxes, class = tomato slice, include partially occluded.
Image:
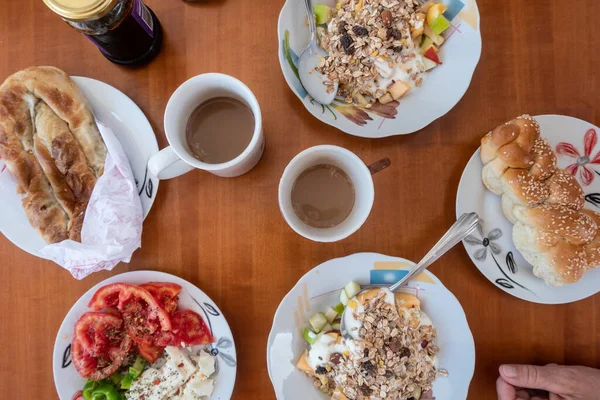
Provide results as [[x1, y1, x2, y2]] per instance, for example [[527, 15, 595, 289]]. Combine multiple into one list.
[[74, 310, 123, 353], [71, 312, 132, 381], [139, 282, 181, 314], [88, 283, 172, 332], [169, 310, 214, 346], [136, 342, 164, 364]]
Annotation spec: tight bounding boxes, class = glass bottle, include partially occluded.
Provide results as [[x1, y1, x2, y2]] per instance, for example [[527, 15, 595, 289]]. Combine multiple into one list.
[[43, 0, 163, 66]]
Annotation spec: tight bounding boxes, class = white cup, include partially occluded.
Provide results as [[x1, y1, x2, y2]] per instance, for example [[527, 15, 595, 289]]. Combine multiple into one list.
[[279, 145, 386, 242], [148, 73, 264, 179]]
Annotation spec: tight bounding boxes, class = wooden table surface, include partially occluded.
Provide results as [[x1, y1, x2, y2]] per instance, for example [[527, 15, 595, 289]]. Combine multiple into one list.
[[1, 0, 599, 398]]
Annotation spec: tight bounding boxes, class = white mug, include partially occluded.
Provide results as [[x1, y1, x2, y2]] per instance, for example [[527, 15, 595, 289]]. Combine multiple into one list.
[[148, 73, 264, 179], [279, 145, 389, 242]]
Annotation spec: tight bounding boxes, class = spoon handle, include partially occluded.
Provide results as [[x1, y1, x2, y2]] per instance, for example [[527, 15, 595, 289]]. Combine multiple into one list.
[[389, 212, 479, 292], [303, 0, 318, 43]]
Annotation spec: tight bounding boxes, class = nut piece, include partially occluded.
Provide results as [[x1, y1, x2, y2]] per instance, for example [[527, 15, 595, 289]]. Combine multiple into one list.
[[381, 9, 393, 26], [379, 93, 393, 104]]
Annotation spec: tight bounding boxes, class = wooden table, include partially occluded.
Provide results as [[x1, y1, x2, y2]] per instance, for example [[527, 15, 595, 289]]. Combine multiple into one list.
[[1, 0, 599, 398]]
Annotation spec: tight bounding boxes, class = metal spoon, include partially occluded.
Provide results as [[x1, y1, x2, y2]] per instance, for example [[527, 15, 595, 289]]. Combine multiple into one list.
[[340, 212, 480, 340], [298, 0, 338, 105]]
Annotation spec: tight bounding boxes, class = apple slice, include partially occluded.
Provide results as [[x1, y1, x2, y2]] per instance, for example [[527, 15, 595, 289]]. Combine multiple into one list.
[[388, 80, 411, 100], [423, 47, 442, 64], [424, 23, 445, 46], [379, 93, 394, 104], [429, 14, 451, 35]]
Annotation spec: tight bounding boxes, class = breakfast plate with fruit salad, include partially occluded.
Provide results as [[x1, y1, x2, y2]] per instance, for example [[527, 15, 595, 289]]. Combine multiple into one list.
[[53, 271, 237, 400], [278, 0, 481, 137], [267, 253, 475, 400]]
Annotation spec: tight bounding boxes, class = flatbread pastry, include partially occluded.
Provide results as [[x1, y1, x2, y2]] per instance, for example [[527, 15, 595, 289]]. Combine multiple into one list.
[[0, 66, 106, 243]]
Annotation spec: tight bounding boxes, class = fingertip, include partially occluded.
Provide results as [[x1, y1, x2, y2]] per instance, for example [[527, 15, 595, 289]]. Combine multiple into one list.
[[500, 364, 518, 378]]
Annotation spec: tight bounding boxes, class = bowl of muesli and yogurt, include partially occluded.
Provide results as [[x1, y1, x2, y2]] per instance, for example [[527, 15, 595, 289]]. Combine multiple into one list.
[[277, 0, 481, 137], [267, 253, 475, 400]]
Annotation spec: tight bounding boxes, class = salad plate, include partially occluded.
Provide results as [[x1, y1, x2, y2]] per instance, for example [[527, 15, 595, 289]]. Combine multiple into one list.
[[0, 76, 159, 258], [456, 115, 600, 304], [277, 0, 482, 138], [53, 270, 237, 400], [267, 252, 475, 400]]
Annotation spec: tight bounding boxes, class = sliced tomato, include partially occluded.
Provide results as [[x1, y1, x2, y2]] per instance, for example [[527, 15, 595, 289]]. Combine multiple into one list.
[[136, 342, 164, 364], [169, 310, 214, 346], [88, 283, 172, 332], [139, 282, 181, 314], [74, 311, 124, 353], [71, 312, 132, 381]]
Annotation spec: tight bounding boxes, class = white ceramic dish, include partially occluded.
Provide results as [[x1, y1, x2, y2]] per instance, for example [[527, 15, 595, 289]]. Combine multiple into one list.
[[53, 270, 237, 400], [267, 252, 475, 399], [0, 76, 159, 257], [277, 0, 482, 137], [456, 115, 600, 304]]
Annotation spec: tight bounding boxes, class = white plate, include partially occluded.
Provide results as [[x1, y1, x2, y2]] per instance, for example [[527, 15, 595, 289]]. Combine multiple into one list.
[[267, 252, 475, 400], [277, 0, 482, 138], [53, 270, 237, 400], [456, 115, 600, 304], [0, 76, 159, 257]]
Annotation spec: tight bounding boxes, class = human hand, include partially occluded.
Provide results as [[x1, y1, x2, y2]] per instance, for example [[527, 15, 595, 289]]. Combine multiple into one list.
[[496, 364, 600, 400]]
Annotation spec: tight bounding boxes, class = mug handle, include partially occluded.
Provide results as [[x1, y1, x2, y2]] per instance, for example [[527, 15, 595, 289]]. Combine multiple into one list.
[[148, 146, 194, 180]]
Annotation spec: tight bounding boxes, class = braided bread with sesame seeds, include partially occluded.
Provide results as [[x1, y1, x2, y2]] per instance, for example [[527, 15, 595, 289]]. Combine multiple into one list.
[[481, 114, 600, 286]]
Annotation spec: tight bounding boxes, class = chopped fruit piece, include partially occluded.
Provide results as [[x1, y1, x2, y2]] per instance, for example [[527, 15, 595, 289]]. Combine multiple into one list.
[[309, 312, 328, 333], [344, 282, 361, 299], [423, 56, 438, 71], [333, 303, 345, 315], [394, 293, 421, 311], [379, 93, 394, 104], [339, 288, 349, 306], [303, 327, 317, 344], [296, 352, 315, 375], [357, 288, 381, 305], [420, 36, 436, 53], [314, 4, 332, 25], [324, 307, 338, 323], [411, 25, 424, 38], [326, 332, 340, 340], [423, 47, 441, 64], [347, 299, 358, 309], [331, 321, 341, 330], [388, 80, 411, 100], [322, 323, 333, 333], [426, 3, 447, 25], [429, 14, 450, 35], [424, 23, 445, 46]]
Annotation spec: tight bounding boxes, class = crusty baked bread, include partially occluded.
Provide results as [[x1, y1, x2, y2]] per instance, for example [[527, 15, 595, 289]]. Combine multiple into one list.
[[0, 66, 106, 243], [480, 114, 600, 286]]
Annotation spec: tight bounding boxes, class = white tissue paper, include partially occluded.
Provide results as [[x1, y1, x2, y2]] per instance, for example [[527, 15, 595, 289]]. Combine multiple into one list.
[[0, 121, 143, 279]]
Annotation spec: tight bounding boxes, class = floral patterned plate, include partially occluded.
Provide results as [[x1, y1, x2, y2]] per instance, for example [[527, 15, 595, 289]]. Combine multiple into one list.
[[277, 0, 482, 137], [456, 115, 600, 304], [53, 271, 237, 400], [267, 253, 475, 399]]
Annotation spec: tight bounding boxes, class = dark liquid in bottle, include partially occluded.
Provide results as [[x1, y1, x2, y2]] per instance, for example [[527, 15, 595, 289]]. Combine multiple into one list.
[[79, 1, 163, 66]]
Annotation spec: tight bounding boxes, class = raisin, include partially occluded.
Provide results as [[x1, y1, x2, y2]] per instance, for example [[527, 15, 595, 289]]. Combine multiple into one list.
[[361, 361, 375, 373], [363, 348, 370, 357], [359, 385, 372, 396], [388, 337, 401, 352], [421, 340, 429, 348], [387, 28, 402, 40], [400, 347, 411, 359], [391, 46, 403, 53], [385, 370, 394, 378], [330, 353, 342, 365], [340, 34, 354, 54], [352, 25, 369, 37], [315, 366, 327, 375]]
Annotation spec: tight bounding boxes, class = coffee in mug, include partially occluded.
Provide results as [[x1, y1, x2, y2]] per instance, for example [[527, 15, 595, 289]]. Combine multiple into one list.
[[291, 164, 356, 228], [185, 97, 255, 164]]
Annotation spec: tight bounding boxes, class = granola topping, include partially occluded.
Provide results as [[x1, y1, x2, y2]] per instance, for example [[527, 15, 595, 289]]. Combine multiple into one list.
[[311, 290, 441, 400], [316, 0, 429, 105]]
